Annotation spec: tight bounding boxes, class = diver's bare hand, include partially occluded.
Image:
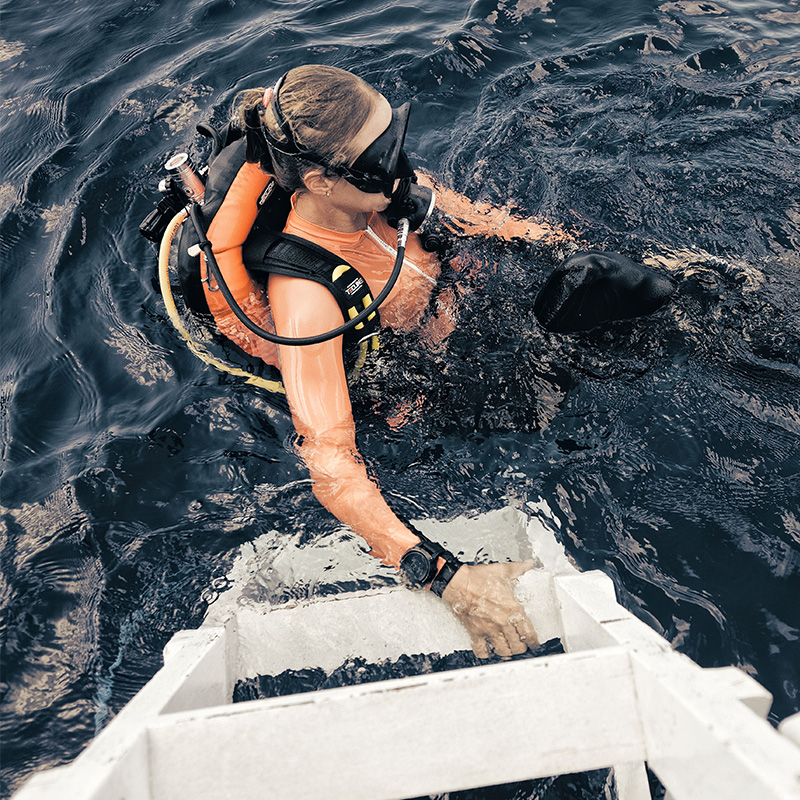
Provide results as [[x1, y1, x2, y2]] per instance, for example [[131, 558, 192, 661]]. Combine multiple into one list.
[[442, 561, 539, 659]]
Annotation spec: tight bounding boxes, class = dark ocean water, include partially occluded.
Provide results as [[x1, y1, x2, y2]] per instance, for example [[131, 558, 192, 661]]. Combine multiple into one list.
[[1, 0, 799, 796]]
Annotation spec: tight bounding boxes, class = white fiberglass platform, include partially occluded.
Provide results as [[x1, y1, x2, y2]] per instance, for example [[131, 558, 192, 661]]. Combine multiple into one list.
[[14, 505, 800, 800]]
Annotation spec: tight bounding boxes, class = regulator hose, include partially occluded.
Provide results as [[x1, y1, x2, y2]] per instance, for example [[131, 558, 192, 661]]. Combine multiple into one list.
[[189, 203, 408, 347]]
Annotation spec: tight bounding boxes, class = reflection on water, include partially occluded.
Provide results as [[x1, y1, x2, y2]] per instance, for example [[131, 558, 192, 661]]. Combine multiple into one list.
[[1, 0, 799, 796]]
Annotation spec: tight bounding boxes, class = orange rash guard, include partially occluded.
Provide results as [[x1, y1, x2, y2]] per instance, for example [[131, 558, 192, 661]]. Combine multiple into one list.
[[202, 161, 440, 568]]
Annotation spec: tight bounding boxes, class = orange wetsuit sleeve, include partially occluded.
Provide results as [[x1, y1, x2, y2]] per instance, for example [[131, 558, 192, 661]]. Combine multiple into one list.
[[203, 162, 271, 314], [417, 172, 570, 244], [268, 271, 420, 569]]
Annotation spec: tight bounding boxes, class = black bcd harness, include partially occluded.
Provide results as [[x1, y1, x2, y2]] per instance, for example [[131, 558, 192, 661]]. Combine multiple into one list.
[[173, 123, 381, 353]]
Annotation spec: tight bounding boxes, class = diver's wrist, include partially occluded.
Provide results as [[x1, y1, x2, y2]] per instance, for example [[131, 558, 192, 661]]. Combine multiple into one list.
[[395, 519, 464, 592], [429, 554, 464, 597]]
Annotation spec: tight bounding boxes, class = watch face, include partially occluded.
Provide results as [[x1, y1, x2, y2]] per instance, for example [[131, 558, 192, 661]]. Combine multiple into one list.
[[401, 548, 433, 585]]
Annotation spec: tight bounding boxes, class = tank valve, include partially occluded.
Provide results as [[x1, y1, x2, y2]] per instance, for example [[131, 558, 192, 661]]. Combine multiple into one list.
[[165, 153, 206, 205]]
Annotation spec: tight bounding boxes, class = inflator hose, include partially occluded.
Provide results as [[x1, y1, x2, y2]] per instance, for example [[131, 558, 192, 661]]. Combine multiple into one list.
[[158, 209, 286, 393], [190, 203, 408, 347]]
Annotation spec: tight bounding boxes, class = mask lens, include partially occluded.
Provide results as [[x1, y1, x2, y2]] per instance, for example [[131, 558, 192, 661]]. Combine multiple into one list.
[[346, 103, 411, 197]]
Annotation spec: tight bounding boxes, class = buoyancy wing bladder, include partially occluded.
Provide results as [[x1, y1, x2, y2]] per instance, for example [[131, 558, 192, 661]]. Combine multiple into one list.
[[533, 250, 676, 333], [174, 133, 292, 316]]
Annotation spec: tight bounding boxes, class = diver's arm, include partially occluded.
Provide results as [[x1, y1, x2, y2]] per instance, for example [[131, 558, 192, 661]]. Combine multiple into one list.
[[417, 173, 568, 243], [268, 272, 420, 567], [269, 273, 540, 655]]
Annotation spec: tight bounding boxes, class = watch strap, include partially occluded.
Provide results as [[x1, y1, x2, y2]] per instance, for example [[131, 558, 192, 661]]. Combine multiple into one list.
[[416, 537, 446, 565], [430, 555, 463, 597], [397, 519, 464, 592]]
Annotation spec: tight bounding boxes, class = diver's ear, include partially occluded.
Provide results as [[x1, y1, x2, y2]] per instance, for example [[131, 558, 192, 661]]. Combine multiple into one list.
[[302, 168, 336, 196]]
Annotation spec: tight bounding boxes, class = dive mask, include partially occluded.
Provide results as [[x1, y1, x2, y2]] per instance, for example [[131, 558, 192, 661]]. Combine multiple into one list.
[[335, 103, 415, 198], [331, 102, 434, 230], [264, 75, 433, 229]]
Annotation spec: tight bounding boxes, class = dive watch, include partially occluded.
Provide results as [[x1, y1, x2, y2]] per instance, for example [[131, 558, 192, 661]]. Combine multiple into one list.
[[399, 537, 463, 594], [399, 539, 444, 587]]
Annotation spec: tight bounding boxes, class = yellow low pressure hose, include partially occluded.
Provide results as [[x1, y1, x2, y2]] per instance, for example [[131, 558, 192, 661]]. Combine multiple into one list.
[[157, 209, 285, 394]]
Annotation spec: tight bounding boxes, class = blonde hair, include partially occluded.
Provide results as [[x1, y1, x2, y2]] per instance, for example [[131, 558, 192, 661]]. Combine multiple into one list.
[[233, 65, 378, 191]]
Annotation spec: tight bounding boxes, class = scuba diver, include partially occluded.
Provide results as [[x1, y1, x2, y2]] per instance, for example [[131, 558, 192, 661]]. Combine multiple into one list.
[[142, 64, 675, 658]]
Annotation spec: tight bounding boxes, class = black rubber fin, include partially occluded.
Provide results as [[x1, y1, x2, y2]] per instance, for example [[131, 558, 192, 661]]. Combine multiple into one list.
[[534, 250, 677, 333]]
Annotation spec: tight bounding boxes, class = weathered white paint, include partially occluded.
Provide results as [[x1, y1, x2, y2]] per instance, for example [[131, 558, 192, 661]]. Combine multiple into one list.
[[554, 571, 671, 655], [13, 507, 800, 800], [632, 650, 800, 800], [16, 625, 230, 800], [706, 666, 773, 718], [146, 648, 644, 800], [780, 711, 800, 748], [611, 762, 652, 800]]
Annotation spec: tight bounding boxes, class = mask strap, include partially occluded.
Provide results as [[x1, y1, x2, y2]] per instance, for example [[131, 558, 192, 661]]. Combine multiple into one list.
[[260, 74, 352, 180], [266, 73, 307, 157]]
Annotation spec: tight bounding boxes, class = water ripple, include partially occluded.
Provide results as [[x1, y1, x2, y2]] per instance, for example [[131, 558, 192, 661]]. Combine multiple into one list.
[[2, 0, 800, 795]]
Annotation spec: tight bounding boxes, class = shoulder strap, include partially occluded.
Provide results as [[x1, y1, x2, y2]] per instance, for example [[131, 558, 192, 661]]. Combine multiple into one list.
[[243, 231, 381, 346]]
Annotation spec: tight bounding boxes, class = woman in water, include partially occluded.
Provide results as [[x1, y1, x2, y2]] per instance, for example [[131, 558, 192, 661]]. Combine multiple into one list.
[[200, 64, 563, 658]]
